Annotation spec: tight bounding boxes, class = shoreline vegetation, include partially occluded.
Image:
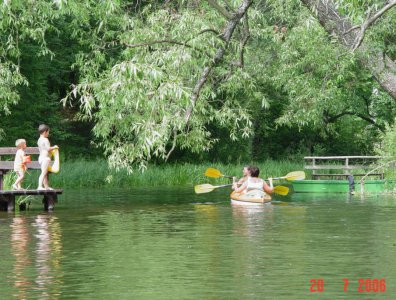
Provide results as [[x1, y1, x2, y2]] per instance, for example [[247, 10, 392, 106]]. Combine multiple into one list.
[[4, 159, 395, 190], [4, 160, 304, 189]]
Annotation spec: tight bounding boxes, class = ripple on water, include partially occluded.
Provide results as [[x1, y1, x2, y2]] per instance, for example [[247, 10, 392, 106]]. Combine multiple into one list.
[[1, 189, 396, 299]]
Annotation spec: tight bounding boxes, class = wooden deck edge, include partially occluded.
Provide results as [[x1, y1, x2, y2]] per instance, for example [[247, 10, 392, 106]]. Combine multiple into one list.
[[0, 189, 63, 195]]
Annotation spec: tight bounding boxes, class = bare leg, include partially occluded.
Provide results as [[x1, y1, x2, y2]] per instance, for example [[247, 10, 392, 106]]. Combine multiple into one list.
[[44, 175, 48, 188], [13, 172, 24, 189], [38, 158, 50, 189], [44, 173, 51, 189]]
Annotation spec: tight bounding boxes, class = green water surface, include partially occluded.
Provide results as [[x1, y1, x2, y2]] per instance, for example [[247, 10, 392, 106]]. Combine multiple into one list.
[[0, 188, 395, 299]]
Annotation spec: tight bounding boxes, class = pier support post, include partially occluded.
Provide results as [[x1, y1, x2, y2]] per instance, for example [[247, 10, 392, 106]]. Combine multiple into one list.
[[19, 202, 27, 211], [360, 180, 365, 194], [43, 194, 57, 211], [0, 195, 8, 211], [7, 195, 15, 212]]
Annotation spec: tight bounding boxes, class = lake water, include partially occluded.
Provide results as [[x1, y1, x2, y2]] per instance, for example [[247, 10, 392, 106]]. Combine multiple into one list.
[[0, 188, 395, 299]]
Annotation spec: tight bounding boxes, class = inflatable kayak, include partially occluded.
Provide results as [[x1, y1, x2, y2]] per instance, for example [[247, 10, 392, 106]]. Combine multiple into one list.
[[230, 190, 271, 205]]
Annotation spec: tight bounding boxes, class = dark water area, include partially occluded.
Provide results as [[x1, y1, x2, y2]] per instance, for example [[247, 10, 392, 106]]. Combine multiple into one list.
[[0, 188, 395, 299]]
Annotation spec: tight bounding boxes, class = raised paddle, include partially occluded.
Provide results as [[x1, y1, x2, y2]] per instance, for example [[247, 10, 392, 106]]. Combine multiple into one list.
[[205, 168, 305, 181], [204, 168, 233, 179], [194, 184, 289, 195], [273, 171, 305, 181]]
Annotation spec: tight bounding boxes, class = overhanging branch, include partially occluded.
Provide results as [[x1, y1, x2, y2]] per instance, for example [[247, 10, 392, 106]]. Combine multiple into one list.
[[125, 39, 210, 57], [300, 0, 396, 100], [207, 0, 234, 20], [185, 0, 253, 125], [344, 0, 396, 50], [325, 110, 384, 131]]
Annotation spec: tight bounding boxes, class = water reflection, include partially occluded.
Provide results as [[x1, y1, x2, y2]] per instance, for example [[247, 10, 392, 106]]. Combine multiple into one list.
[[2, 188, 396, 299], [9, 215, 63, 300], [231, 202, 274, 238], [11, 217, 32, 300], [34, 215, 63, 299], [193, 203, 219, 223]]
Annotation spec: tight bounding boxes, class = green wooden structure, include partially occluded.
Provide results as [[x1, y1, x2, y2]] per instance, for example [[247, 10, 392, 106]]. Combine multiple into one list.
[[292, 179, 387, 193], [292, 156, 390, 193]]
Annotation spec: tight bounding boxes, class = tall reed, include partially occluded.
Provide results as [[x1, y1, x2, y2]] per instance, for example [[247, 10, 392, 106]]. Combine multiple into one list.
[[15, 159, 304, 188]]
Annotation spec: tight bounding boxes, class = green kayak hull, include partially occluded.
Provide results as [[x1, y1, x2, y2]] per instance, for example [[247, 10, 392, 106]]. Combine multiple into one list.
[[292, 180, 395, 193]]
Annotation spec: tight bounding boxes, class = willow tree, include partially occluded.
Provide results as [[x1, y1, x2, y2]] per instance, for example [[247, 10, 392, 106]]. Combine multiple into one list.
[[64, 0, 264, 170], [245, 0, 396, 147], [301, 0, 396, 99], [2, 0, 395, 167]]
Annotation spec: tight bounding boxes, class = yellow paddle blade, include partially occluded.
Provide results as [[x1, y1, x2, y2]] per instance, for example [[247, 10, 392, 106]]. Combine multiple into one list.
[[283, 171, 305, 181], [204, 168, 223, 178], [195, 183, 232, 194], [194, 184, 215, 194], [274, 185, 289, 196]]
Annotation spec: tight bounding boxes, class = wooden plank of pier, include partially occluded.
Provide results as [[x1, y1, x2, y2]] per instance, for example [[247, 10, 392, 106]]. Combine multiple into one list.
[[303, 156, 385, 180], [0, 189, 63, 212]]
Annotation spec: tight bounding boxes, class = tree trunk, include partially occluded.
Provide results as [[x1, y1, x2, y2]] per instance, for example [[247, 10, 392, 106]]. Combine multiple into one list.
[[300, 0, 396, 100]]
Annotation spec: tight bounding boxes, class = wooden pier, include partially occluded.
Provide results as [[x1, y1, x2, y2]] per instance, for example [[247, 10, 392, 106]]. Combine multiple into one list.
[[0, 189, 63, 211], [0, 147, 63, 212]]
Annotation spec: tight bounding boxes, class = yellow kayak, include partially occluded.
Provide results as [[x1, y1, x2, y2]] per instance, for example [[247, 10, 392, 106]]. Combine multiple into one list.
[[230, 190, 271, 205]]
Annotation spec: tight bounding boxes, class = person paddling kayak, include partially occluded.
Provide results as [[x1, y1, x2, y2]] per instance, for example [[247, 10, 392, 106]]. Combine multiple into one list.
[[233, 165, 250, 187], [232, 166, 274, 194]]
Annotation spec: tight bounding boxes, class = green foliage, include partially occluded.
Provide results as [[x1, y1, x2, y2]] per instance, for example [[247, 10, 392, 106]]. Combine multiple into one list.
[[376, 121, 396, 159], [0, 0, 395, 169], [65, 1, 256, 171], [0, 0, 60, 123], [3, 171, 15, 190], [374, 122, 396, 179], [0, 4, 98, 157], [335, 0, 390, 23]]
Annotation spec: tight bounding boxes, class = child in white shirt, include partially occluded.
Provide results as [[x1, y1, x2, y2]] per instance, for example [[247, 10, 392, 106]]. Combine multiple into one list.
[[13, 139, 28, 190], [37, 124, 58, 190]]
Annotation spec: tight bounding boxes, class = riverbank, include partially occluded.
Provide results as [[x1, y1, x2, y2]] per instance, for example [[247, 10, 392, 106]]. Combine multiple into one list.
[[4, 160, 304, 189]]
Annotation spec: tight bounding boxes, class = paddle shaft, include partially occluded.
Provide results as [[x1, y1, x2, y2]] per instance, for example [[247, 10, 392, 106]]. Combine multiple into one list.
[[221, 175, 234, 179], [214, 184, 233, 189]]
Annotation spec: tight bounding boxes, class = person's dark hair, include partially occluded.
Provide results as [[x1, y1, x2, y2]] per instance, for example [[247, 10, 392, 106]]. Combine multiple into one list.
[[38, 124, 50, 134], [249, 166, 260, 177]]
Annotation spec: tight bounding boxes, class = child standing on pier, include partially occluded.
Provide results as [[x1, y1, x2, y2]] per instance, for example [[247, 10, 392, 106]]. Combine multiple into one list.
[[13, 139, 28, 190], [37, 124, 58, 190]]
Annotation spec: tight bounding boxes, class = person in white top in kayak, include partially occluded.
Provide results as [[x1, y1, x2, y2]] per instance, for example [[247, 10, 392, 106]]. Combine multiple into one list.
[[232, 166, 274, 194], [233, 165, 250, 187]]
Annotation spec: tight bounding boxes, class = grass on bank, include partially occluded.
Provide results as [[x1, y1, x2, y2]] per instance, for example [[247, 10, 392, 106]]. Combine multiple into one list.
[[4, 159, 304, 189]]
